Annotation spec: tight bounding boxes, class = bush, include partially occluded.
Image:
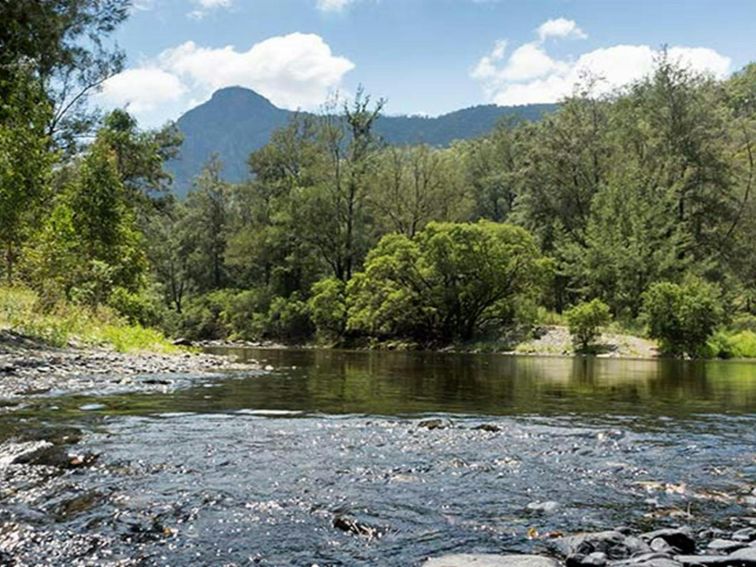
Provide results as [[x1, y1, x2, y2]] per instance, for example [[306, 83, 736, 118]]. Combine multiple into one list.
[[265, 294, 314, 342], [308, 277, 346, 341], [108, 286, 162, 327], [177, 290, 236, 340], [706, 330, 756, 359], [564, 299, 612, 351], [641, 277, 724, 357]]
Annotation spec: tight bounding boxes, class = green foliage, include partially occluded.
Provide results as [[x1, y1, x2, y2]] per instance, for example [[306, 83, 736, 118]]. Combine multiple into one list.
[[0, 286, 176, 353], [0, 66, 52, 282], [565, 299, 612, 352], [265, 294, 314, 343], [705, 330, 756, 359], [308, 278, 347, 341], [641, 278, 724, 356], [347, 221, 547, 343], [107, 286, 163, 327]]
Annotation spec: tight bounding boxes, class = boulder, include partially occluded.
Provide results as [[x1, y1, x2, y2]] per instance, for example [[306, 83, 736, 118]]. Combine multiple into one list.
[[423, 554, 560, 567], [642, 529, 696, 555], [555, 531, 650, 560], [728, 547, 756, 566]]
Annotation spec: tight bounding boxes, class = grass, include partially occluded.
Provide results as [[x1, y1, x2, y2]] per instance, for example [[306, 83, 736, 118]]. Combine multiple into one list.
[[0, 286, 178, 353]]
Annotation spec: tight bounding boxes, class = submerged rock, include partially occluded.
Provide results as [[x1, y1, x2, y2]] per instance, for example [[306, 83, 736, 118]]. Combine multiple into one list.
[[423, 554, 560, 567], [331, 515, 385, 539], [418, 418, 451, 430], [473, 424, 502, 432], [528, 500, 561, 514]]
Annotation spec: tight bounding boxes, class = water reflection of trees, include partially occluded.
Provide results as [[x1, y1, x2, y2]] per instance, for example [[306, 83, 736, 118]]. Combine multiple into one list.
[[200, 349, 756, 417]]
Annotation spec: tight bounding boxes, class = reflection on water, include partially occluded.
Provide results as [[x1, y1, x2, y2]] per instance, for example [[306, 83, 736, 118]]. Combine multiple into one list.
[[191, 349, 756, 419]]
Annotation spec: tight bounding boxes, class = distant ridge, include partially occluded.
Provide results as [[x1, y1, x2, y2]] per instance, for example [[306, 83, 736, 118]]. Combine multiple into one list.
[[167, 86, 556, 195]]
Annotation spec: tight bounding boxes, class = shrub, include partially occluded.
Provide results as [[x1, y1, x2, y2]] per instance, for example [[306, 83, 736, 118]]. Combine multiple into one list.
[[706, 330, 756, 359], [564, 299, 612, 351], [265, 294, 314, 342], [308, 277, 346, 341], [641, 277, 724, 357], [108, 286, 162, 327]]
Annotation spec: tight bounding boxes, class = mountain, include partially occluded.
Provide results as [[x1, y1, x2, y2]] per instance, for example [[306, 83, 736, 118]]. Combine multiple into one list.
[[167, 86, 555, 195]]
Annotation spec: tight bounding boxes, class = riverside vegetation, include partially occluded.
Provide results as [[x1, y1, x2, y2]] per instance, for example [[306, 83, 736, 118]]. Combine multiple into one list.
[[1, 1, 756, 358]]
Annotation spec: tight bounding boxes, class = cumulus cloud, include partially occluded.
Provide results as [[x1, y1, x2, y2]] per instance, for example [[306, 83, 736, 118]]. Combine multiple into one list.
[[316, 0, 355, 12], [188, 0, 232, 20], [99, 68, 186, 112], [537, 18, 587, 41], [97, 33, 355, 126], [472, 18, 732, 106]]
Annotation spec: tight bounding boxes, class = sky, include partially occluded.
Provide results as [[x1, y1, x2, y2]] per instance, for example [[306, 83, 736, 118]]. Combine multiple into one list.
[[99, 0, 756, 127]]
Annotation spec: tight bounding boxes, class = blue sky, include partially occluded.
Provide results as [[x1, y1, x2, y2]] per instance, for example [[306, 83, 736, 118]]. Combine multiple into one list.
[[100, 0, 756, 127]]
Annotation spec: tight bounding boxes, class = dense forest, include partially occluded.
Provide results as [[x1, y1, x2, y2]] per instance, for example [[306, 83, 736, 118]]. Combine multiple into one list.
[[1, 0, 755, 357]]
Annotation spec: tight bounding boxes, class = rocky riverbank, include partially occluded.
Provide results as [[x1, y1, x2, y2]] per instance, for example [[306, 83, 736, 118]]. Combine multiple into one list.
[[0, 330, 257, 404], [425, 525, 756, 566]]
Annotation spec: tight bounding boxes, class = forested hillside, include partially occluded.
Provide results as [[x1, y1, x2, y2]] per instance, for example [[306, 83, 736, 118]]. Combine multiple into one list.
[[167, 86, 555, 195], [1, 0, 755, 358]]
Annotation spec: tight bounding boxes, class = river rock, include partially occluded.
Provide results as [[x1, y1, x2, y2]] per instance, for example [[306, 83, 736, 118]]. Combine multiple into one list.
[[567, 551, 607, 566], [613, 556, 682, 567], [642, 529, 696, 554], [733, 529, 756, 543], [528, 500, 561, 514], [331, 515, 384, 539], [728, 547, 756, 565], [473, 424, 502, 432], [418, 418, 451, 430], [673, 556, 730, 566], [708, 540, 747, 553], [555, 530, 650, 560], [423, 554, 560, 567]]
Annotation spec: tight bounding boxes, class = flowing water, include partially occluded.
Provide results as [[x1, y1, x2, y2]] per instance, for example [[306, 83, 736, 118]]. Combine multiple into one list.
[[0, 349, 754, 565]]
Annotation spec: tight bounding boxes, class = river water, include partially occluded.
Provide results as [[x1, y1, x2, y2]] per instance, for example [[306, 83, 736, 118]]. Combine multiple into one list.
[[1, 349, 754, 565]]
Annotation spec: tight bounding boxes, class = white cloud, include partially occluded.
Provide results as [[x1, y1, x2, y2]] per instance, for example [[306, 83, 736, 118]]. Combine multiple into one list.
[[472, 18, 732, 106], [98, 33, 355, 126], [316, 0, 355, 12], [537, 18, 587, 42], [499, 42, 567, 81], [99, 68, 186, 112], [188, 0, 232, 20]]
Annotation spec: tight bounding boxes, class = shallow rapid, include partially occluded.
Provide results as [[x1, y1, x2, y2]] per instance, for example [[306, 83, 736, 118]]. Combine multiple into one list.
[[1, 349, 754, 565]]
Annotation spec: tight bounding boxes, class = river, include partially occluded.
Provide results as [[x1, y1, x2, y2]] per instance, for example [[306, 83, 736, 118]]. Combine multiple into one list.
[[1, 349, 754, 565]]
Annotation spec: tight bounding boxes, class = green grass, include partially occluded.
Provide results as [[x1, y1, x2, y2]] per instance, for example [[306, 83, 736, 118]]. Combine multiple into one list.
[[0, 286, 178, 353]]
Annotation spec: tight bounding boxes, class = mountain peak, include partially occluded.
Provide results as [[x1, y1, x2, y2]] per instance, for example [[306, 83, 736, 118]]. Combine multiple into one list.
[[209, 86, 278, 110]]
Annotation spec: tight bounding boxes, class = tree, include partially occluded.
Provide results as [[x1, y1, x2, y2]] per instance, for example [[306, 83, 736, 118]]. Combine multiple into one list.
[[0, 66, 52, 282], [0, 0, 130, 150], [370, 144, 468, 237], [181, 155, 230, 292], [24, 139, 146, 303], [641, 277, 724, 356], [300, 88, 385, 282], [308, 277, 347, 341], [348, 221, 547, 343], [565, 299, 612, 352]]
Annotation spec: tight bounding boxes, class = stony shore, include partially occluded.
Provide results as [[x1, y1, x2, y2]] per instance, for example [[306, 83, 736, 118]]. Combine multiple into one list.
[[0, 330, 257, 404], [424, 525, 756, 566]]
